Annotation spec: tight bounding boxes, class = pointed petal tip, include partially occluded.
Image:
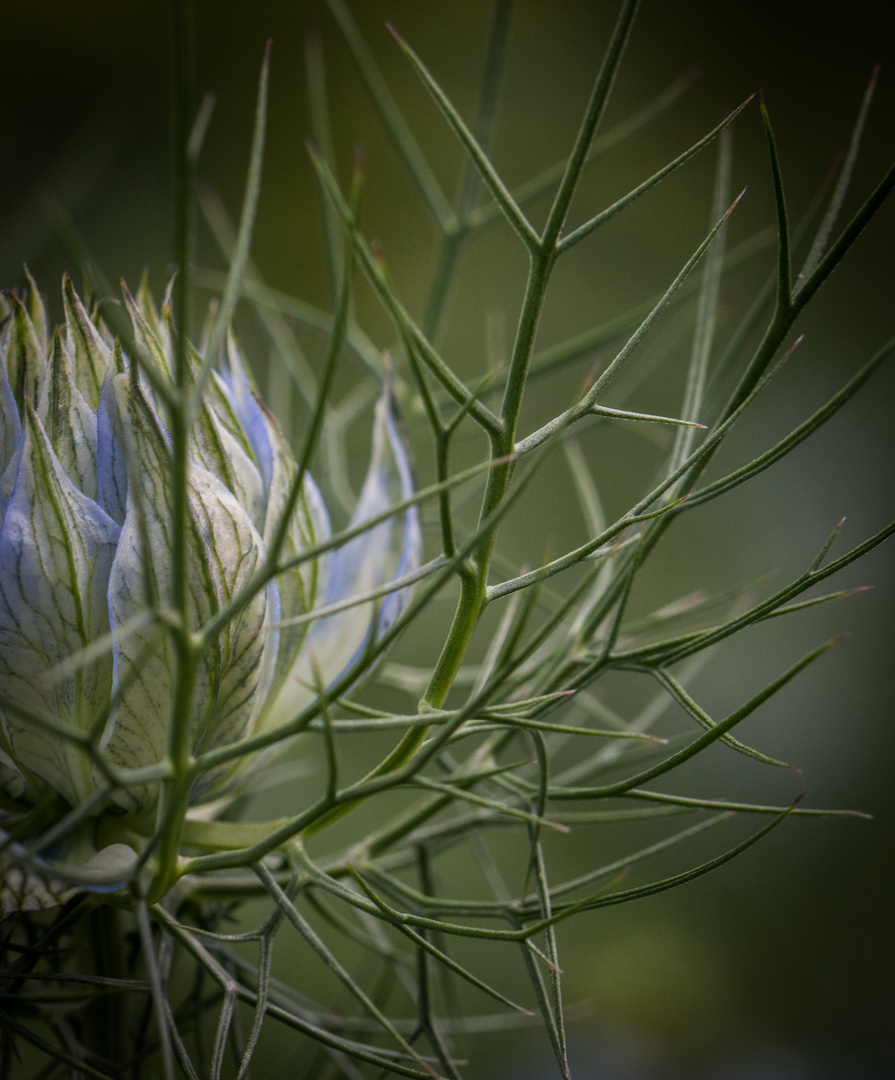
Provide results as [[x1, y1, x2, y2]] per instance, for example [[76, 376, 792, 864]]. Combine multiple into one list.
[[385, 21, 404, 45], [783, 334, 805, 360]]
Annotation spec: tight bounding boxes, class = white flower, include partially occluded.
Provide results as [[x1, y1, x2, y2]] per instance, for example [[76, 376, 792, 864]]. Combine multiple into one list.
[[0, 274, 420, 911]]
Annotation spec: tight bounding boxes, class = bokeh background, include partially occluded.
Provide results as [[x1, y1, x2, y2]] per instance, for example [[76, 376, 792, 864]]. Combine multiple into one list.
[[3, 2, 894, 1077]]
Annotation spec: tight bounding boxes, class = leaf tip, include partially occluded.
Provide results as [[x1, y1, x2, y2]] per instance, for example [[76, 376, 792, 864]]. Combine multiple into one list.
[[370, 237, 387, 272], [783, 333, 805, 361], [385, 22, 406, 48]]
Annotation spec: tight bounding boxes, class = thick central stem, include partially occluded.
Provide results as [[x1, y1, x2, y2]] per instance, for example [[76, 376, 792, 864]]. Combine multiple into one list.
[[151, 0, 198, 900], [420, 251, 554, 712], [305, 251, 554, 841], [419, 563, 484, 711]]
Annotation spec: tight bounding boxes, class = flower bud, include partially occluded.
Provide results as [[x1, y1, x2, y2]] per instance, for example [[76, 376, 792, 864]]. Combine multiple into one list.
[[0, 275, 420, 911]]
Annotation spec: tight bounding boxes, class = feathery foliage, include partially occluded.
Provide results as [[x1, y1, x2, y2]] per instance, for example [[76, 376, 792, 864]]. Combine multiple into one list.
[[1, 2, 893, 1077]]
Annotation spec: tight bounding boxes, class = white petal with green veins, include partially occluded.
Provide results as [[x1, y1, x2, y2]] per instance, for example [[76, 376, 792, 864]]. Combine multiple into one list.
[[136, 272, 169, 346], [63, 273, 110, 411], [96, 346, 129, 525], [23, 266, 49, 353], [4, 292, 47, 412], [0, 354, 20, 474], [122, 284, 173, 389], [103, 375, 274, 809], [43, 332, 98, 499], [0, 402, 120, 807]]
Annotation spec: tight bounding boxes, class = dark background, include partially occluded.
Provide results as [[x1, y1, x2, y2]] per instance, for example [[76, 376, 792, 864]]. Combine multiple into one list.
[[2, 2, 894, 1077]]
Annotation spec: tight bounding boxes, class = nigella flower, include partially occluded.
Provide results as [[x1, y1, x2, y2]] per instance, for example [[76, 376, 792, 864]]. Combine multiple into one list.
[[0, 273, 421, 913]]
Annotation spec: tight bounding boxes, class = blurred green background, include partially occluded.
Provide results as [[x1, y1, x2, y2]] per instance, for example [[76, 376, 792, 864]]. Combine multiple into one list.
[[3, 2, 894, 1077]]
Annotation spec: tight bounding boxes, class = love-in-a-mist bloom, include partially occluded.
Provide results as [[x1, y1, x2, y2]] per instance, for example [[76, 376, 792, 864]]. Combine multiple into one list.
[[0, 274, 420, 913]]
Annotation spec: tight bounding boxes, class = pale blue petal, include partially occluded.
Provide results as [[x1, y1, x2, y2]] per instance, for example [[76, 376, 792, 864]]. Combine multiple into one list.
[[0, 432, 23, 517], [220, 334, 275, 490], [96, 361, 129, 525], [214, 337, 331, 727], [371, 395, 422, 635], [264, 386, 420, 728], [0, 352, 20, 474], [0, 402, 120, 807], [254, 423, 330, 731]]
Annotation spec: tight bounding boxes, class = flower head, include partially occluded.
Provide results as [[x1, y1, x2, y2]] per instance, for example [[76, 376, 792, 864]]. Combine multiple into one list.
[[0, 273, 420, 910]]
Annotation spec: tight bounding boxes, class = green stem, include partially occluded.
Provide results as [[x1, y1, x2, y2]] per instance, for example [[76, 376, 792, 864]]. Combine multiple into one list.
[[419, 565, 483, 711], [152, 0, 199, 899], [420, 248, 551, 713], [300, 588, 474, 839], [415, 0, 638, 704], [307, 0, 640, 834]]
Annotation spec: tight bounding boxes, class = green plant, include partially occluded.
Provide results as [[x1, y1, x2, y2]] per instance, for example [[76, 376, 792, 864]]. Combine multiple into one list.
[[1, 1, 892, 1077]]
